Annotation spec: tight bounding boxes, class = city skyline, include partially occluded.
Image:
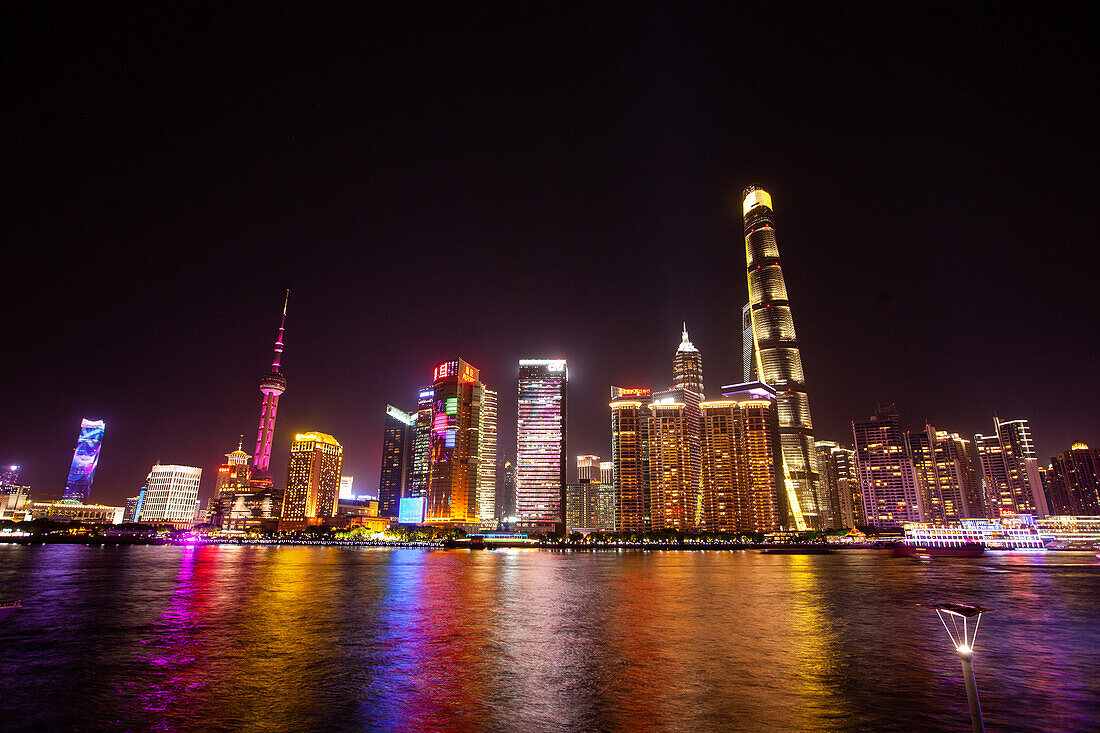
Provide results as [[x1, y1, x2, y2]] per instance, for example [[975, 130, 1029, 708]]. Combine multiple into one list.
[[4, 5, 1098, 506]]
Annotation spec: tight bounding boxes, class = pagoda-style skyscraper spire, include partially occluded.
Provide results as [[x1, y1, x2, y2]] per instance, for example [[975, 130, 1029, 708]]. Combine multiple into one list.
[[254, 290, 289, 474], [673, 322, 703, 396]]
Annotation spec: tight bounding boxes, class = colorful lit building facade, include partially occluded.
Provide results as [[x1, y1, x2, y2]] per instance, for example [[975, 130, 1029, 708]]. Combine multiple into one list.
[[63, 418, 106, 502], [648, 388, 701, 532], [975, 417, 1049, 517], [742, 185, 822, 530], [516, 359, 568, 533], [279, 432, 343, 530], [253, 291, 289, 479], [425, 359, 487, 527], [477, 388, 498, 528]]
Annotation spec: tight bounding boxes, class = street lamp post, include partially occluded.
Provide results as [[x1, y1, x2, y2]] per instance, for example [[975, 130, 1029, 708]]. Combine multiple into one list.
[[920, 603, 993, 733]]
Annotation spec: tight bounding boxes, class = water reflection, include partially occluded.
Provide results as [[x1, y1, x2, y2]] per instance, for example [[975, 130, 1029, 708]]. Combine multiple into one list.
[[2, 547, 1098, 732]]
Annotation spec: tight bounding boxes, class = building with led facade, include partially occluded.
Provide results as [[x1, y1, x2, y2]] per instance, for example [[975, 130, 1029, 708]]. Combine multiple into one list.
[[908, 426, 983, 523], [63, 418, 106, 502], [1047, 443, 1100, 515], [610, 386, 651, 533], [409, 387, 434, 497], [425, 359, 487, 527], [516, 359, 568, 533], [700, 383, 783, 533], [279, 432, 343, 531], [477, 388, 498, 528], [852, 405, 922, 530], [139, 464, 202, 528], [379, 405, 415, 518], [742, 185, 822, 530], [253, 291, 289, 481], [975, 417, 1049, 517]]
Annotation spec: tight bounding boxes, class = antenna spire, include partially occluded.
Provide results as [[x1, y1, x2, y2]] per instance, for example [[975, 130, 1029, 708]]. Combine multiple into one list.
[[271, 288, 289, 372]]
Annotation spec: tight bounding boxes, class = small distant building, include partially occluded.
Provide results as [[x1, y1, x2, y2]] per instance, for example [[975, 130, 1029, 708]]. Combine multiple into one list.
[[28, 499, 124, 524], [122, 491, 145, 523], [0, 484, 31, 522], [1047, 443, 1100, 516]]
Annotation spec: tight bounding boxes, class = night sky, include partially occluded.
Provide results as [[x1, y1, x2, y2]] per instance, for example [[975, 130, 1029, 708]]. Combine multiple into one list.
[[4, 3, 1097, 506]]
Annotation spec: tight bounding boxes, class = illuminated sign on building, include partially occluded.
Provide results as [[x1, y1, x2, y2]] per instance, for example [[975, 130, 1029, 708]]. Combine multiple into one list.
[[460, 363, 479, 383], [398, 496, 426, 524], [63, 418, 106, 502]]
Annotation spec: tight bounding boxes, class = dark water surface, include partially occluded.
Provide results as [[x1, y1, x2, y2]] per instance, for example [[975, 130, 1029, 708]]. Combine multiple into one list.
[[1, 545, 1097, 732]]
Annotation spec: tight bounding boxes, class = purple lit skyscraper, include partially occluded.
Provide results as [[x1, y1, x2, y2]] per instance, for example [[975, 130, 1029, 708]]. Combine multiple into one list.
[[63, 419, 106, 501], [253, 291, 289, 477]]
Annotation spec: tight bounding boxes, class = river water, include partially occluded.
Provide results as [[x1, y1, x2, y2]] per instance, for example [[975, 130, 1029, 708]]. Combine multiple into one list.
[[1, 545, 1097, 732]]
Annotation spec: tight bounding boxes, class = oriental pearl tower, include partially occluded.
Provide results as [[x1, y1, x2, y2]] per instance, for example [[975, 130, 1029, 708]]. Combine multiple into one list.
[[253, 290, 289, 481]]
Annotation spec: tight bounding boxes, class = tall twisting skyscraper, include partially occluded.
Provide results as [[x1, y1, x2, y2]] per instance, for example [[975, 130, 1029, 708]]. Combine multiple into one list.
[[516, 359, 568, 533], [742, 185, 821, 530], [254, 290, 289, 478], [63, 418, 106, 502]]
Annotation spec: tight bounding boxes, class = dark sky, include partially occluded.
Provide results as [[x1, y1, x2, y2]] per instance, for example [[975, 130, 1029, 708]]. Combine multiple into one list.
[[3, 3, 1097, 506]]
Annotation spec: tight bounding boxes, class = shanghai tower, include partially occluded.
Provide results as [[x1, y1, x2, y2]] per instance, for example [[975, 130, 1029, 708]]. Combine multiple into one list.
[[742, 185, 821, 530]]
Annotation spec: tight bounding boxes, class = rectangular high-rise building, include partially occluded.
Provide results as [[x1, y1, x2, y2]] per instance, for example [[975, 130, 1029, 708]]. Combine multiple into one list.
[[741, 303, 757, 383], [140, 464, 202, 528], [701, 383, 784, 533], [63, 418, 106, 502], [1047, 443, 1100, 515], [279, 432, 343, 530], [477, 388, 498, 528], [852, 406, 922, 530], [408, 387, 434, 497], [976, 417, 1049, 517], [908, 426, 983, 523], [815, 440, 852, 529], [516, 359, 567, 533], [425, 359, 486, 527], [599, 461, 614, 486], [648, 388, 701, 532], [379, 405, 415, 518], [610, 387, 651, 534]]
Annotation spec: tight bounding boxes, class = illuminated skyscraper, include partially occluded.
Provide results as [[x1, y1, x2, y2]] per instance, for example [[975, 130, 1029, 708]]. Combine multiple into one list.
[[1047, 443, 1100, 515], [279, 432, 343, 531], [908, 426, 983, 523], [649, 388, 700, 532], [63, 418, 106, 501], [208, 439, 252, 528], [599, 461, 614, 486], [140, 464, 202, 528], [742, 185, 822, 530], [673, 324, 704, 395], [253, 290, 289, 478], [340, 475, 355, 500], [852, 405, 922, 530], [379, 405, 415, 518], [425, 359, 487, 527], [409, 387, 434, 497], [975, 417, 1049, 517], [516, 359, 568, 533], [477, 388, 498, 527], [577, 455, 601, 482], [815, 441, 849, 528], [815, 441, 862, 528], [701, 383, 783, 533], [610, 386, 651, 533]]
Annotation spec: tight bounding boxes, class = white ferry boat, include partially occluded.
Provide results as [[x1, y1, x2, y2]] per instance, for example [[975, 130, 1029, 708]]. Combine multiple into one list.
[[901, 514, 1046, 553]]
